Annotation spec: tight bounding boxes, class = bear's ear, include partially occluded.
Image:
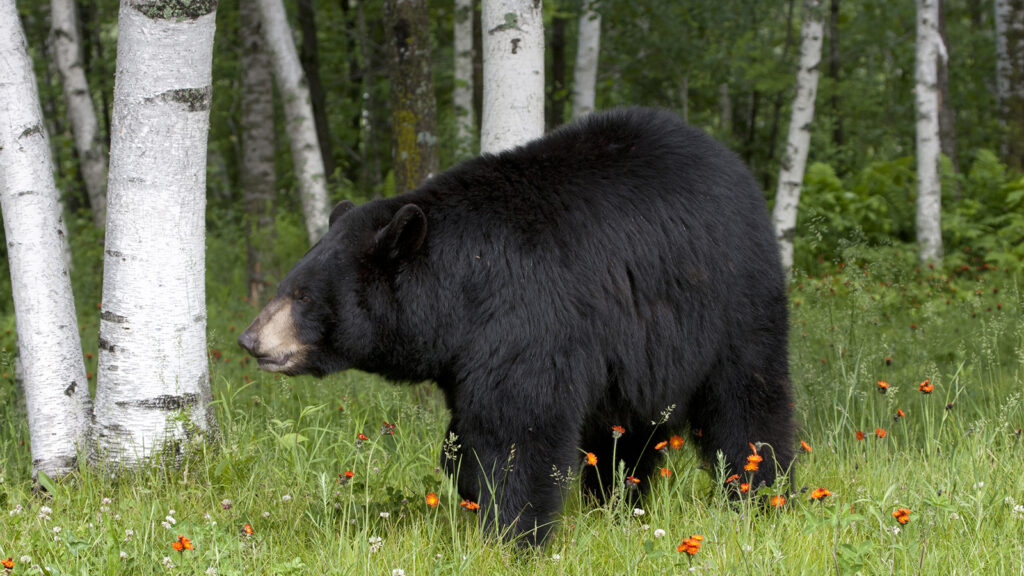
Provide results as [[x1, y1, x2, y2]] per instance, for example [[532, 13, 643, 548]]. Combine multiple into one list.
[[329, 200, 356, 228], [374, 204, 427, 261]]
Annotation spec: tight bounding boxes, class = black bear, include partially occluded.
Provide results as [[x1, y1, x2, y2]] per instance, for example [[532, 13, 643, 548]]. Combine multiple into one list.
[[238, 107, 794, 544]]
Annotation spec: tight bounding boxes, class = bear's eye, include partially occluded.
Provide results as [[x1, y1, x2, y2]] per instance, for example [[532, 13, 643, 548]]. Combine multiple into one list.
[[293, 290, 311, 304]]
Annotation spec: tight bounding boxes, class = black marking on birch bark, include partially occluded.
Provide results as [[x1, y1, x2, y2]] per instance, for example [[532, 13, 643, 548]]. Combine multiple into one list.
[[511, 38, 521, 54], [145, 87, 213, 112], [116, 392, 199, 411], [488, 13, 520, 34], [101, 310, 128, 324], [193, 314, 205, 323], [64, 380, 77, 396], [132, 0, 217, 20], [13, 191, 39, 197], [98, 337, 116, 352], [781, 227, 796, 243], [105, 249, 126, 261], [19, 124, 43, 140]]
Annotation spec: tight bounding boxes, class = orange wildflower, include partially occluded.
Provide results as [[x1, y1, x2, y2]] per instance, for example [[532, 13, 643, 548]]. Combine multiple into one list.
[[810, 488, 831, 501], [875, 427, 887, 438], [725, 473, 740, 484], [855, 430, 866, 441], [676, 534, 704, 555], [1, 558, 12, 570], [242, 523, 254, 535], [894, 409, 905, 421], [877, 380, 889, 393], [611, 425, 626, 438], [172, 535, 194, 552], [654, 440, 668, 451], [660, 467, 672, 477], [625, 475, 641, 485], [739, 482, 750, 493], [892, 507, 911, 525], [425, 492, 439, 508], [586, 452, 598, 466], [744, 453, 763, 472], [800, 440, 812, 453], [770, 495, 786, 507], [357, 433, 369, 441], [918, 380, 934, 394], [669, 435, 685, 449], [460, 500, 480, 511]]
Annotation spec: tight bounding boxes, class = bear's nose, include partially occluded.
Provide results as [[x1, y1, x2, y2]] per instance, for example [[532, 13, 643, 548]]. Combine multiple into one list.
[[237, 328, 257, 354]]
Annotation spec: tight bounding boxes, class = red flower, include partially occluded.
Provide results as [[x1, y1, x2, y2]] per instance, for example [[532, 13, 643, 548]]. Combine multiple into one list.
[[875, 427, 887, 438], [242, 523, 254, 535], [669, 435, 685, 449], [770, 495, 786, 507], [460, 500, 480, 511], [425, 492, 439, 508], [611, 425, 626, 438], [676, 534, 704, 555], [918, 380, 934, 394], [725, 473, 740, 484], [660, 467, 672, 477], [810, 488, 831, 501], [855, 430, 866, 441], [800, 440, 812, 453], [172, 535, 194, 552], [739, 482, 750, 493], [380, 421, 396, 435], [894, 409, 905, 421], [892, 507, 911, 525], [625, 475, 641, 485], [585, 452, 598, 466], [876, 380, 889, 393], [654, 440, 668, 451], [1, 558, 13, 569], [357, 433, 369, 441]]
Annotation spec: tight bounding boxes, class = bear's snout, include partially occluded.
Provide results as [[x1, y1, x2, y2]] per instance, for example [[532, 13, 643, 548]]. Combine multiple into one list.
[[236, 297, 307, 373], [237, 326, 257, 355]]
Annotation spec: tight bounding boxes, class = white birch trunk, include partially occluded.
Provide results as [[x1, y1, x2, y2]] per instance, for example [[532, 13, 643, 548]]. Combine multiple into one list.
[[51, 0, 107, 227], [994, 0, 1024, 163], [771, 0, 824, 271], [915, 0, 944, 264], [454, 0, 475, 158], [256, 0, 330, 244], [571, 3, 600, 120], [92, 0, 219, 467], [480, 0, 545, 153], [0, 0, 92, 479]]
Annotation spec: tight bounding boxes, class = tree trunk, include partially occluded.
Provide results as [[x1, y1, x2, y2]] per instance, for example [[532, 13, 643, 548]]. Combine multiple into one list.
[[453, 0, 475, 158], [937, 0, 957, 171], [480, 0, 545, 153], [547, 15, 567, 129], [994, 0, 1024, 169], [772, 0, 824, 271], [572, 3, 600, 120], [915, 0, 944, 264], [679, 74, 689, 123], [0, 0, 92, 479], [92, 0, 219, 467], [472, 3, 483, 139], [385, 0, 439, 194], [355, 0, 382, 195], [718, 83, 732, 134], [51, 0, 107, 227], [297, 0, 336, 180], [240, 0, 276, 307], [767, 0, 797, 184], [828, 0, 842, 147], [256, 0, 330, 244]]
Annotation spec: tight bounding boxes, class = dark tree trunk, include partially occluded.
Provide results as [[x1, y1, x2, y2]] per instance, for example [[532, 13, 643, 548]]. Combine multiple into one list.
[[356, 0, 383, 194], [298, 0, 336, 179], [384, 0, 439, 195], [744, 90, 761, 167], [937, 0, 958, 172], [472, 1, 483, 139], [829, 0, 842, 147], [766, 0, 797, 190], [547, 15, 567, 129], [240, 0, 277, 307]]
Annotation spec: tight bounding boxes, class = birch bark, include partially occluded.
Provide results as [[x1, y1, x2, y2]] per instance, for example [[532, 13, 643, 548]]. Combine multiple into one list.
[[572, 3, 600, 120], [92, 0, 219, 467], [994, 0, 1024, 168], [240, 0, 276, 307], [480, 0, 545, 153], [0, 0, 92, 478], [771, 0, 824, 271], [51, 0, 107, 227], [454, 0, 475, 158], [915, 0, 944, 264], [256, 0, 330, 244]]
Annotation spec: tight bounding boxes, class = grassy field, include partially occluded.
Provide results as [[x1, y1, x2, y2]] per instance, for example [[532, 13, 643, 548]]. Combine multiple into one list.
[[1, 231, 1023, 575]]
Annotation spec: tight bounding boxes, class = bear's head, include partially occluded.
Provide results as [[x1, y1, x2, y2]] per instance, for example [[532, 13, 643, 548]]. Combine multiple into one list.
[[237, 200, 427, 377]]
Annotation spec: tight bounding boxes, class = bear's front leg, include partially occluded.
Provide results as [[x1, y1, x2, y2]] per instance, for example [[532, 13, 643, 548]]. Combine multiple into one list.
[[444, 404, 582, 546]]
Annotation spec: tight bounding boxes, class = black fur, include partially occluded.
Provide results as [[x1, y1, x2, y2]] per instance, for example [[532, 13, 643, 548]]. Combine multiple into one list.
[[262, 107, 794, 544]]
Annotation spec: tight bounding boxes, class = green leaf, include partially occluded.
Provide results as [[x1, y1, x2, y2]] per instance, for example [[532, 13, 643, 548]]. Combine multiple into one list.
[[36, 470, 57, 495]]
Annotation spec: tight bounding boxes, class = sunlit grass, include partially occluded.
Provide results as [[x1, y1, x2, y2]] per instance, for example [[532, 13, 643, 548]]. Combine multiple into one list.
[[1, 244, 1023, 574]]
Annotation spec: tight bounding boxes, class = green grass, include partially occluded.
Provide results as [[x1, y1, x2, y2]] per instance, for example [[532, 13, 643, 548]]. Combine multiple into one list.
[[1, 240, 1023, 574]]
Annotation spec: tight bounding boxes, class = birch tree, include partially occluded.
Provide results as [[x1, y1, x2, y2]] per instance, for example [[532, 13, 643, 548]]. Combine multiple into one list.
[[256, 0, 330, 244], [241, 0, 276, 307], [385, 0, 439, 194], [454, 0, 475, 158], [480, 0, 545, 153], [915, 0, 944, 264], [995, 0, 1024, 169], [572, 2, 601, 120], [772, 0, 824, 271], [51, 0, 107, 227], [92, 0, 219, 467], [0, 0, 92, 479]]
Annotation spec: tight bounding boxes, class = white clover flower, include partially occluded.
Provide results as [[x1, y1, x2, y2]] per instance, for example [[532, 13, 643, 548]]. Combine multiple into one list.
[[379, 511, 390, 519], [1013, 505, 1024, 519], [221, 499, 232, 510], [9, 504, 22, 516], [102, 497, 112, 506], [38, 505, 52, 521], [161, 521, 172, 530], [392, 570, 405, 576], [369, 536, 384, 553], [19, 556, 31, 564], [281, 494, 292, 503], [168, 509, 176, 516], [1004, 496, 1016, 506], [205, 567, 218, 576], [262, 511, 270, 518], [119, 551, 127, 560], [124, 528, 134, 542], [632, 508, 645, 517], [163, 556, 174, 569], [551, 554, 561, 561], [972, 482, 984, 490], [52, 526, 62, 534], [653, 528, 666, 539], [742, 544, 753, 553], [892, 526, 901, 535], [950, 512, 960, 521]]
